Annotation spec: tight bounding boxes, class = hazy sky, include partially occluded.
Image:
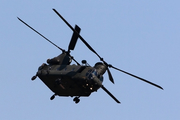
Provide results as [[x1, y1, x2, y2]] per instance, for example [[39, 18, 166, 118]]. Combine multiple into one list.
[[1, 1, 180, 120]]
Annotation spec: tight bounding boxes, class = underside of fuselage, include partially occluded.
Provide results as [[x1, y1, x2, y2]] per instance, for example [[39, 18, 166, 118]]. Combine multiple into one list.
[[36, 63, 100, 97], [38, 75, 92, 97]]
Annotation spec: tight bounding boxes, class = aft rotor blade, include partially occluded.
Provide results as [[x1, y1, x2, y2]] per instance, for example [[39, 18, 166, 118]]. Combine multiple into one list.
[[68, 25, 81, 51], [110, 65, 163, 90], [71, 56, 80, 65], [101, 85, 120, 103], [17, 17, 65, 52], [52, 9, 102, 59], [107, 68, 114, 84]]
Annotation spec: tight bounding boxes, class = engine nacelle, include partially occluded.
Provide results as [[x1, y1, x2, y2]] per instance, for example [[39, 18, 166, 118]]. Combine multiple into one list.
[[47, 53, 72, 65]]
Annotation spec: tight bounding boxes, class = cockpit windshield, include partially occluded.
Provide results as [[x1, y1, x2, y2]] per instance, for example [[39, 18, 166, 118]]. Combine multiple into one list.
[[86, 69, 103, 82]]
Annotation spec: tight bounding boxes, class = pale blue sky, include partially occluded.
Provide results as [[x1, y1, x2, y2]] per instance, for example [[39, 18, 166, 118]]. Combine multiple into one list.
[[1, 1, 180, 120]]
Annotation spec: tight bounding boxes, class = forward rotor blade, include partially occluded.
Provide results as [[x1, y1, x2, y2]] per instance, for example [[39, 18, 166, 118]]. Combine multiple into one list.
[[101, 85, 120, 103], [110, 65, 163, 90], [68, 25, 81, 51], [107, 68, 114, 84], [52, 9, 102, 59], [17, 17, 65, 52]]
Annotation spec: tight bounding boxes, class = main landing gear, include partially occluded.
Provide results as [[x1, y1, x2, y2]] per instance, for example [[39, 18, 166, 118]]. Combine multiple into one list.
[[50, 94, 56, 100], [31, 73, 38, 81], [31, 75, 37, 80], [50, 94, 80, 104]]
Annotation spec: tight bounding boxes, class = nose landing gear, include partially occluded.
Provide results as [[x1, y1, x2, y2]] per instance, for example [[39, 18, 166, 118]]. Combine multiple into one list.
[[73, 97, 80, 104]]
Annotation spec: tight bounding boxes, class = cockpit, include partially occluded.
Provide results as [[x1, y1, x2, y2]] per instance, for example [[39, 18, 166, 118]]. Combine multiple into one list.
[[86, 69, 103, 82]]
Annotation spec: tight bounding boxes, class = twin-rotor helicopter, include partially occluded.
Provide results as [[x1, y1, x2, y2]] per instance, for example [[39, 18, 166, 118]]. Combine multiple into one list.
[[18, 9, 163, 104]]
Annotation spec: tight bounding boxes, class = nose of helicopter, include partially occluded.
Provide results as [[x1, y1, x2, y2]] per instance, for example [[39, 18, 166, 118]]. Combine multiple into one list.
[[94, 62, 107, 75]]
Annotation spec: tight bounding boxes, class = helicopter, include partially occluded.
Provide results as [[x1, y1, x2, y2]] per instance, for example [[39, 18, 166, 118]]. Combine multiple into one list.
[[18, 9, 163, 104]]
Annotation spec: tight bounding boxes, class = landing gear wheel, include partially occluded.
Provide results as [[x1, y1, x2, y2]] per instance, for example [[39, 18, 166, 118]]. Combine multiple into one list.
[[31, 75, 37, 80], [73, 97, 80, 104], [50, 94, 55, 100]]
